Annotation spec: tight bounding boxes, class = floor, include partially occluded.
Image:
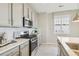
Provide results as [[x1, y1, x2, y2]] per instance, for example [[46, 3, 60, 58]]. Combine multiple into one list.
[[35, 44, 58, 56]]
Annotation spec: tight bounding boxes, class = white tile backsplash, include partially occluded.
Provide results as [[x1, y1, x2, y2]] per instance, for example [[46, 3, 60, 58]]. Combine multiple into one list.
[[0, 27, 29, 40]]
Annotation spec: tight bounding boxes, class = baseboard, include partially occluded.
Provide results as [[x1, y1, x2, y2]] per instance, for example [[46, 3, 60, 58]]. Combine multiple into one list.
[[40, 43, 57, 47]]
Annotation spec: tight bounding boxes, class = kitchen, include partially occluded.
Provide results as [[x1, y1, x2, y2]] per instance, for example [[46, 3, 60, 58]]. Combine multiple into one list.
[[0, 3, 79, 56]]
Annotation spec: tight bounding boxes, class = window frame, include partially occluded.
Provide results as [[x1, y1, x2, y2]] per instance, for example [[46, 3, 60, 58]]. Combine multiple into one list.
[[54, 14, 71, 34]]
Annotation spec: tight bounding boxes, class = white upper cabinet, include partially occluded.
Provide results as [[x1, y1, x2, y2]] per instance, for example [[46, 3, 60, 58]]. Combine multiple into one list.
[[24, 4, 38, 28], [0, 3, 11, 26], [0, 3, 38, 27], [29, 7, 32, 20], [32, 12, 38, 27], [24, 4, 32, 20], [24, 4, 29, 18], [12, 3, 23, 27]]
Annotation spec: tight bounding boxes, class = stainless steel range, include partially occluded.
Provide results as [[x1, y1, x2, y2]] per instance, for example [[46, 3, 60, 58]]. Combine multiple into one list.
[[17, 29, 38, 56], [29, 35, 38, 56]]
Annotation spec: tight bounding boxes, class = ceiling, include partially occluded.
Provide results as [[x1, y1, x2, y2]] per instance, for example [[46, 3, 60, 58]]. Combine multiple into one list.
[[30, 3, 79, 13]]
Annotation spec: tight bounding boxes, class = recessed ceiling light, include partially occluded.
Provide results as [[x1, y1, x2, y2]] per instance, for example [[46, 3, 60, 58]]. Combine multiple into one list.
[[58, 5, 64, 7]]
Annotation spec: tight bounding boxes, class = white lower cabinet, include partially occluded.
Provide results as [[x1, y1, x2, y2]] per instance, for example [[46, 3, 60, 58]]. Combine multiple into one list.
[[20, 42, 29, 56], [0, 41, 29, 56], [0, 46, 19, 56], [60, 45, 68, 56], [57, 41, 61, 56], [57, 39, 68, 56]]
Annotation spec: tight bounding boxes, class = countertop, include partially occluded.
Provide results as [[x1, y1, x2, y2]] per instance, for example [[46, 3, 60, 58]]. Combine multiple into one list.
[[57, 36, 79, 56], [0, 38, 29, 55]]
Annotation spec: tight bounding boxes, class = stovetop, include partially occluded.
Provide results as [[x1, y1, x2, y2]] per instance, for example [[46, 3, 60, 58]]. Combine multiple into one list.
[[18, 34, 37, 39]]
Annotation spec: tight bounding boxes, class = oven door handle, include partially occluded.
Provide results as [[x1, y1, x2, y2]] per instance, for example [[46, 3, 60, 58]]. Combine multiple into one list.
[[31, 40, 37, 43]]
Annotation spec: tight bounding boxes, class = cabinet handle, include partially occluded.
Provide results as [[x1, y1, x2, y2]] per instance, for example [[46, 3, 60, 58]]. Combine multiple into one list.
[[11, 3, 13, 26], [8, 4, 10, 25]]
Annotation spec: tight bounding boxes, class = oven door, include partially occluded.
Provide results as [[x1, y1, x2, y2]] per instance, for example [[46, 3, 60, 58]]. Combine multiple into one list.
[[29, 37, 38, 56], [31, 39, 38, 52]]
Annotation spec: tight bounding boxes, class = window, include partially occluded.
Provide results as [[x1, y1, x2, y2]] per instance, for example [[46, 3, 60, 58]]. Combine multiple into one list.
[[54, 14, 70, 34]]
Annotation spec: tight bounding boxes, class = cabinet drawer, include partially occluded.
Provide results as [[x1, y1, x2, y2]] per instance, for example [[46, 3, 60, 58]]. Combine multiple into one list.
[[20, 41, 29, 49], [0, 46, 19, 56], [20, 41, 29, 56]]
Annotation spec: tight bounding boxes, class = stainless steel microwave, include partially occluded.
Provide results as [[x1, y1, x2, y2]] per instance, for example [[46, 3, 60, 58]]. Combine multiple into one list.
[[23, 17, 33, 28]]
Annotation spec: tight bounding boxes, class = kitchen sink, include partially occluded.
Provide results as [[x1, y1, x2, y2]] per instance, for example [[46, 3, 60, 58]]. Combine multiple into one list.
[[66, 42, 79, 55]]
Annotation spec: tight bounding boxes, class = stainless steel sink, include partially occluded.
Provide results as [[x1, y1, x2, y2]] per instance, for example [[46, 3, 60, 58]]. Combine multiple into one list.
[[66, 42, 79, 55]]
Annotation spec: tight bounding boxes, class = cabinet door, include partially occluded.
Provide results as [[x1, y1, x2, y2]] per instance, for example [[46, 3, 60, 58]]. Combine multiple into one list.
[[20, 42, 29, 56], [29, 8, 32, 20], [13, 3, 23, 27], [32, 12, 38, 27], [21, 45, 29, 56], [37, 34, 41, 47], [0, 3, 11, 26], [24, 4, 29, 18], [0, 46, 19, 56], [24, 4, 32, 20]]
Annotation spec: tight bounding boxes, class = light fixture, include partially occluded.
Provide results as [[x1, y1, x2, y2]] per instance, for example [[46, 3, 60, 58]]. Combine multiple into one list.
[[72, 13, 79, 22], [72, 4, 79, 22]]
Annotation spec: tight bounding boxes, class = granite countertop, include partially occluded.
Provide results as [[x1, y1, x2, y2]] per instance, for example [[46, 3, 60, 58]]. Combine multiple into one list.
[[0, 38, 29, 55], [57, 36, 79, 56]]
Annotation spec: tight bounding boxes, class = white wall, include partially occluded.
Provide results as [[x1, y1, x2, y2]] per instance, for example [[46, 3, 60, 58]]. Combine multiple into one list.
[[38, 13, 47, 44], [37, 13, 57, 44], [46, 13, 57, 44]]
